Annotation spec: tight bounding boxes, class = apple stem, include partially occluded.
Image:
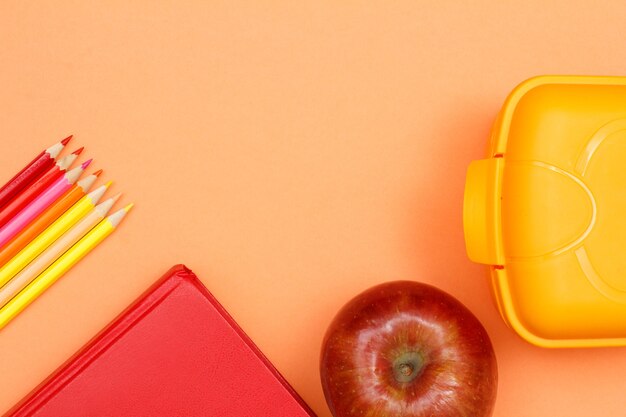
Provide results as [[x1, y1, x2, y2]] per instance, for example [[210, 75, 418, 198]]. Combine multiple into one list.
[[392, 351, 424, 384], [400, 363, 414, 377]]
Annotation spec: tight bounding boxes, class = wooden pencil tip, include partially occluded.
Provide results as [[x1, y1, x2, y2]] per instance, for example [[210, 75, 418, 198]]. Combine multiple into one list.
[[111, 192, 123, 203], [93, 169, 103, 177], [81, 159, 93, 169], [124, 203, 134, 212], [105, 180, 113, 188], [72, 146, 85, 155], [61, 135, 73, 146]]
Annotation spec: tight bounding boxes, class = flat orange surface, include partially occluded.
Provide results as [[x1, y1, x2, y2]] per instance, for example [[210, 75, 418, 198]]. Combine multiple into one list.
[[1, 2, 625, 416]]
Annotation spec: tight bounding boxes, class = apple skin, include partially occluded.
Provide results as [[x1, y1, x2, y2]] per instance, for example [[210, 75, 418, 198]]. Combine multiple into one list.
[[320, 281, 497, 417]]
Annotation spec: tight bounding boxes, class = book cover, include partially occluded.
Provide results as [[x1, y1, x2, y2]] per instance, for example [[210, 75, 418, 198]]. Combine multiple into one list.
[[6, 264, 316, 417]]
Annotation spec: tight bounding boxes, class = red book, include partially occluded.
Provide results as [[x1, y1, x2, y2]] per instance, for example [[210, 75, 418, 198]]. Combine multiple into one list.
[[7, 265, 316, 417]]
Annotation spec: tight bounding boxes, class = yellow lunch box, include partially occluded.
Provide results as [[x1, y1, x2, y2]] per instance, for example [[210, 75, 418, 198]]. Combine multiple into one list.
[[464, 75, 626, 348]]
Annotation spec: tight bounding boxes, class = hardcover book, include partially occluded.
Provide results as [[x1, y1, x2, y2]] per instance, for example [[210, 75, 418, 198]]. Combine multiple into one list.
[[7, 264, 316, 417]]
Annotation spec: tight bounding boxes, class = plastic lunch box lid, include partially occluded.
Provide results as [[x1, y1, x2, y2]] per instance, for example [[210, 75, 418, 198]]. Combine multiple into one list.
[[464, 75, 626, 348]]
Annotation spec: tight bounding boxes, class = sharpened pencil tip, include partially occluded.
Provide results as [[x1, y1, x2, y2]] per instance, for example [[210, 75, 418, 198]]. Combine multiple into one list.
[[81, 159, 93, 169], [105, 180, 113, 188], [61, 135, 73, 146], [93, 169, 103, 177], [111, 192, 123, 203], [107, 205, 132, 227], [72, 146, 84, 155], [124, 203, 134, 212]]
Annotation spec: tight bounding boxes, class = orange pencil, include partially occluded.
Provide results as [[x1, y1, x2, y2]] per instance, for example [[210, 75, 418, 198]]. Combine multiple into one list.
[[0, 170, 102, 265]]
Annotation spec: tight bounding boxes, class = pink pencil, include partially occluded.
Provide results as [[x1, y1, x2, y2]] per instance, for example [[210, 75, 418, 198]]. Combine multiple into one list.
[[0, 160, 92, 248]]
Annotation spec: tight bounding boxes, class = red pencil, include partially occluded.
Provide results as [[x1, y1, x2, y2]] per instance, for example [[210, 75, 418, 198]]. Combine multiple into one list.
[[0, 136, 72, 210], [0, 148, 85, 229]]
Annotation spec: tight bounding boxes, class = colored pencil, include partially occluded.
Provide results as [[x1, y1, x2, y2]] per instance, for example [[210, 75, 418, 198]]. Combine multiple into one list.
[[0, 204, 132, 330], [0, 160, 91, 248], [0, 136, 72, 210], [0, 148, 83, 229], [0, 195, 119, 307], [0, 181, 109, 289], [0, 169, 102, 264]]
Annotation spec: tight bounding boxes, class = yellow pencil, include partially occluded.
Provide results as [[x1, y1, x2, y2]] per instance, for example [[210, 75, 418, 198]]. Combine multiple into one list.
[[0, 194, 120, 308], [0, 204, 132, 330], [0, 182, 110, 288]]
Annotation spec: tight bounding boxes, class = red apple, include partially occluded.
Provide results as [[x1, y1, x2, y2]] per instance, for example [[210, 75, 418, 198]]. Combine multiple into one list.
[[320, 281, 497, 417]]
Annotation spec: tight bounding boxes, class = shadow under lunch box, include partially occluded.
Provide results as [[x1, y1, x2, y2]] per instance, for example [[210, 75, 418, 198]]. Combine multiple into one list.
[[464, 75, 626, 348]]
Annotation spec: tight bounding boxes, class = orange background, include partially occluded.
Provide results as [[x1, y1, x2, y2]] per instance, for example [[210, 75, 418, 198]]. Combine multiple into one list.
[[1, 2, 625, 416]]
